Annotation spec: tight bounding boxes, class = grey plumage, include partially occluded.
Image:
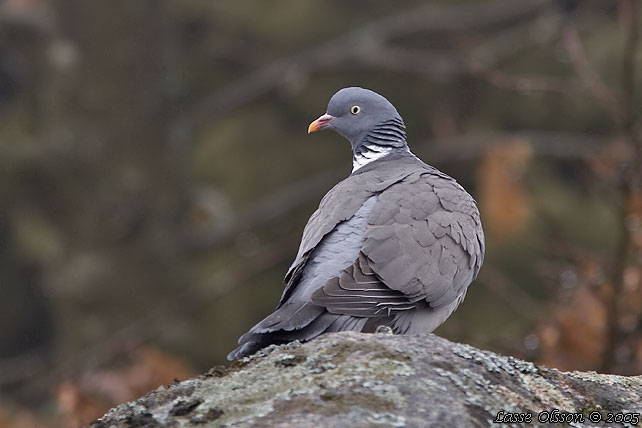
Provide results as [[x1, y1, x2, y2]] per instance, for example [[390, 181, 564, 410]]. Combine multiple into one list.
[[227, 87, 484, 361]]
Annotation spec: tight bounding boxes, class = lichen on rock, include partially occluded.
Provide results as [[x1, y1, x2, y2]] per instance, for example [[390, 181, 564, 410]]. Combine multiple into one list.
[[88, 332, 642, 428]]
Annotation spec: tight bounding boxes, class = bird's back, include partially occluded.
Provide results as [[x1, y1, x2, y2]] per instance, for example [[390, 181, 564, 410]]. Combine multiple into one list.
[[228, 151, 484, 360]]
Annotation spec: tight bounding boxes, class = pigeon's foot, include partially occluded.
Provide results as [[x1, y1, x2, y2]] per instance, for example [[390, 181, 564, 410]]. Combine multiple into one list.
[[375, 325, 394, 335]]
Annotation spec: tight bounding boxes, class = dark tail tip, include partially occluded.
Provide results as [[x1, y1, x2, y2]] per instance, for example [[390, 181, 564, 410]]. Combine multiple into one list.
[[227, 340, 264, 361]]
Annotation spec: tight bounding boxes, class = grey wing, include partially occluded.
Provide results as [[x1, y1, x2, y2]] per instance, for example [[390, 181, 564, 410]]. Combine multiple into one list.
[[228, 183, 378, 360], [228, 167, 483, 360], [280, 167, 421, 305], [280, 179, 377, 305], [311, 252, 420, 317], [313, 172, 484, 313]]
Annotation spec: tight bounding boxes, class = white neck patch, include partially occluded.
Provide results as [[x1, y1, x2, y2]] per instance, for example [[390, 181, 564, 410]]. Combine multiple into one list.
[[352, 145, 393, 172], [352, 144, 413, 172]]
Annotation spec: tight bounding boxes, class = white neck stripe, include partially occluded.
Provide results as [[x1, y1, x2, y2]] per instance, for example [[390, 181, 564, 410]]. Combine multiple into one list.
[[352, 145, 414, 172]]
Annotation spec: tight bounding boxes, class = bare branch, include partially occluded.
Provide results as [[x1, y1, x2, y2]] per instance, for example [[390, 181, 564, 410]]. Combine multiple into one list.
[[478, 266, 543, 323], [183, 167, 346, 251], [177, 0, 552, 135], [562, 20, 623, 122], [183, 130, 604, 253], [5, 233, 298, 393], [477, 69, 579, 94], [602, 0, 641, 373], [618, 0, 640, 134]]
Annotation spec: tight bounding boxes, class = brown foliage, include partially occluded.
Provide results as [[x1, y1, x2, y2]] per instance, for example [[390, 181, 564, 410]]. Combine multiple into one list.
[[536, 256, 642, 374], [477, 139, 533, 241], [537, 268, 608, 371], [0, 346, 193, 428], [55, 346, 193, 427]]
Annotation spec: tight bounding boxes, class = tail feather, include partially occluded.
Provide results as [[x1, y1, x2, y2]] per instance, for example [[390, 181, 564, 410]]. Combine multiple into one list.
[[275, 312, 338, 342], [325, 314, 368, 332], [250, 302, 325, 333], [228, 303, 372, 360], [227, 341, 266, 361]]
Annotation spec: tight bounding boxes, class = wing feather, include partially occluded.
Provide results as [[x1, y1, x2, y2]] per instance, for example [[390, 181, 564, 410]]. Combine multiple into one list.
[[360, 170, 484, 309]]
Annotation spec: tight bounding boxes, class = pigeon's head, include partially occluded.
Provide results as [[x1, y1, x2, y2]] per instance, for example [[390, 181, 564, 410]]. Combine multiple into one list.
[[308, 87, 405, 150]]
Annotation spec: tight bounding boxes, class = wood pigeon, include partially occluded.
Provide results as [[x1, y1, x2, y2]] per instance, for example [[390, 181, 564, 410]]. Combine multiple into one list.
[[228, 87, 485, 360]]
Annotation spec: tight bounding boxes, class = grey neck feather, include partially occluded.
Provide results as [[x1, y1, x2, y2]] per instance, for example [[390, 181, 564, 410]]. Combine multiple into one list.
[[352, 118, 410, 172]]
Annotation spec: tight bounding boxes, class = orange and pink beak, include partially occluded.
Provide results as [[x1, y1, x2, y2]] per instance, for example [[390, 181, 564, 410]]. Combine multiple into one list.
[[308, 114, 334, 133]]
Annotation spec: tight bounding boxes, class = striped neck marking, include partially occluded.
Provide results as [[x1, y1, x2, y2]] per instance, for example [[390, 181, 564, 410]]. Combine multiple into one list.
[[352, 145, 393, 172], [352, 145, 415, 172], [352, 117, 410, 172]]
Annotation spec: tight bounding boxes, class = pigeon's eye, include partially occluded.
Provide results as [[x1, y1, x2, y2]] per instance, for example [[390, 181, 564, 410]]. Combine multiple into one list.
[[350, 105, 361, 115]]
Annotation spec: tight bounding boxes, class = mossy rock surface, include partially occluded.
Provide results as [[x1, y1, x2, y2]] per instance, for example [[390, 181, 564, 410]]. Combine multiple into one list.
[[89, 332, 642, 427]]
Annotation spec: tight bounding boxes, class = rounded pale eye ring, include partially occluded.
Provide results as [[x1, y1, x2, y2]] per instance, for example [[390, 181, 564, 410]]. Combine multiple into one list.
[[350, 105, 361, 115]]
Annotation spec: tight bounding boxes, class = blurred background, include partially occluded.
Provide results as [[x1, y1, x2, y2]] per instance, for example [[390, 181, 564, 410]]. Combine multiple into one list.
[[1, 0, 641, 426]]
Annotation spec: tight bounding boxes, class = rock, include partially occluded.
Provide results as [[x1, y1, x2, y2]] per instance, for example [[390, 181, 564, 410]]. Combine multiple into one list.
[[88, 332, 642, 427]]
